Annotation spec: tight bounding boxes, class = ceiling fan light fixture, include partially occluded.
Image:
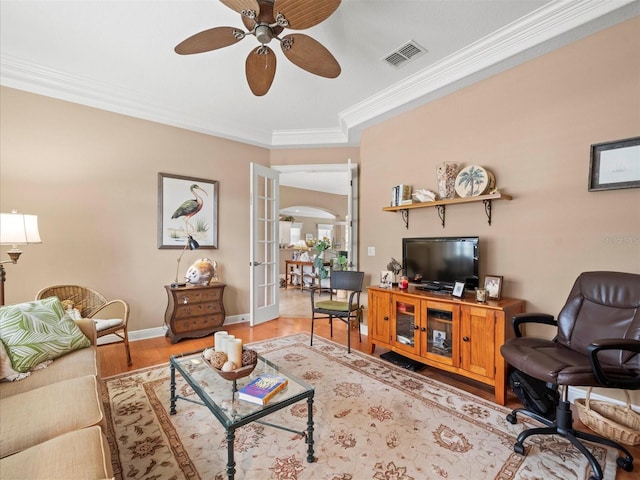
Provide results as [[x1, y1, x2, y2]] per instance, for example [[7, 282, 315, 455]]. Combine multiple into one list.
[[255, 25, 273, 44], [176, 0, 342, 96]]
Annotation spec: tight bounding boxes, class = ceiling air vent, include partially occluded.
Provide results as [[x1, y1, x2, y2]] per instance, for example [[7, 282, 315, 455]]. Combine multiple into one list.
[[383, 40, 427, 68]]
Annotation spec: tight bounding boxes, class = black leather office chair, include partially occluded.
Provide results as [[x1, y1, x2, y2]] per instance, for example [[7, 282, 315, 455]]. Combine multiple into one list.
[[500, 271, 640, 480], [310, 270, 364, 353]]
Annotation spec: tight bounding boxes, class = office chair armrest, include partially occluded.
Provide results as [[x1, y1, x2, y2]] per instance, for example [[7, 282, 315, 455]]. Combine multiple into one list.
[[512, 313, 557, 337], [587, 339, 640, 389]]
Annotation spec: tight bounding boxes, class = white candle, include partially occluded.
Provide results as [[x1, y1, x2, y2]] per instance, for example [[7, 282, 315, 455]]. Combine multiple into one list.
[[214, 331, 228, 353], [227, 338, 243, 368], [221, 334, 235, 354]]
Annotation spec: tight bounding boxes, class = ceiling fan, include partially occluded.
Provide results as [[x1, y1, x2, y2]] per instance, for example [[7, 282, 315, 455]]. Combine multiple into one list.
[[175, 0, 342, 96]]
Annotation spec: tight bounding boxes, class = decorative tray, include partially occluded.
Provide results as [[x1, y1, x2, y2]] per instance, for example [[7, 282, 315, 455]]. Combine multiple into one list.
[[202, 349, 257, 381]]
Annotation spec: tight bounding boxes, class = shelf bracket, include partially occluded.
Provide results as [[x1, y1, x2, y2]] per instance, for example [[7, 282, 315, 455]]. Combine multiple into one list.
[[436, 205, 446, 228], [400, 209, 409, 229], [483, 199, 492, 225]]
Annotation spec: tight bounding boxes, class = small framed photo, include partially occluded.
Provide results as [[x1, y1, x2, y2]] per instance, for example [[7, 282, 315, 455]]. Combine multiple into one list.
[[380, 271, 393, 288], [433, 330, 446, 348], [452, 281, 465, 298], [484, 275, 503, 300], [588, 136, 640, 192]]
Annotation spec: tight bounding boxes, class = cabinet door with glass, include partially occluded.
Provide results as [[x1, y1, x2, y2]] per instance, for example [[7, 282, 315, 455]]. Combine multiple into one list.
[[420, 300, 459, 367], [391, 293, 421, 356]]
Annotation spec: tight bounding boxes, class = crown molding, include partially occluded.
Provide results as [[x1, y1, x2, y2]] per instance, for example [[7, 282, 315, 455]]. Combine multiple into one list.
[[1, 0, 636, 148], [0, 54, 275, 148], [338, 0, 638, 136]]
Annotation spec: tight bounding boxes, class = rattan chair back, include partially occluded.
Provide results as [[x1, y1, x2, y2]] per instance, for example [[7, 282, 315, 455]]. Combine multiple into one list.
[[36, 285, 108, 318]]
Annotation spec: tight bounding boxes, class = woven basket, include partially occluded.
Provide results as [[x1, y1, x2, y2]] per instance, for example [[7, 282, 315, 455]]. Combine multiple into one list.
[[575, 388, 640, 446]]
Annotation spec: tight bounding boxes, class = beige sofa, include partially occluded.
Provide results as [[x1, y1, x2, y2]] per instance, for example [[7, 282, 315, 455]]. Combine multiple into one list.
[[0, 317, 114, 479]]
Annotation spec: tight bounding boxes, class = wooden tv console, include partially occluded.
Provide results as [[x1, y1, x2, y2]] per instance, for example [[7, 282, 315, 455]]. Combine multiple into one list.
[[368, 285, 525, 405]]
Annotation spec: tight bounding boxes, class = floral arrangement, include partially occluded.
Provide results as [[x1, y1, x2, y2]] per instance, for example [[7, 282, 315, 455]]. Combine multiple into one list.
[[314, 238, 331, 253], [314, 238, 332, 279]]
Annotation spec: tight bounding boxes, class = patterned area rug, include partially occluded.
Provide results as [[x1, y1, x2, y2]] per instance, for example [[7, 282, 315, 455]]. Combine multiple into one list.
[[101, 333, 616, 480]]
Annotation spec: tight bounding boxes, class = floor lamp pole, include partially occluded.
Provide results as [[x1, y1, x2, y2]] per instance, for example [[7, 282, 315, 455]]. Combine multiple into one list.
[[0, 263, 6, 306]]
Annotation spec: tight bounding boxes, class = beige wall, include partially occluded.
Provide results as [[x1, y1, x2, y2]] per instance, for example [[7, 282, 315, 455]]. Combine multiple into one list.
[[270, 147, 359, 166], [358, 17, 640, 404], [360, 16, 640, 316], [1, 17, 638, 402], [280, 186, 348, 221], [0, 88, 269, 329]]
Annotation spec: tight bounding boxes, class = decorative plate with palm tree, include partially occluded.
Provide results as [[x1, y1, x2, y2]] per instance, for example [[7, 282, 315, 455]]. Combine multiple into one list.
[[455, 165, 492, 197]]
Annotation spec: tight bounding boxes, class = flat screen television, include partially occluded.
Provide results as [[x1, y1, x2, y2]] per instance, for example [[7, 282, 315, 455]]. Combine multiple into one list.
[[402, 236, 479, 291]]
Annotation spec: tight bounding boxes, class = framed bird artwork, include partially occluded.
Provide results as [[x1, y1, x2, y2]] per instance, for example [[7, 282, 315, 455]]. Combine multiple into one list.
[[158, 172, 218, 249]]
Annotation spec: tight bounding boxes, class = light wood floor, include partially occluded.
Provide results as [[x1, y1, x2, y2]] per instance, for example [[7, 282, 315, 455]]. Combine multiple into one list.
[[98, 291, 638, 480]]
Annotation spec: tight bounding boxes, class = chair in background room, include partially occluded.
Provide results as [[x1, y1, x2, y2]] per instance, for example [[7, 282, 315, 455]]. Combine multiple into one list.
[[36, 285, 131, 365], [310, 270, 364, 353], [500, 271, 639, 480]]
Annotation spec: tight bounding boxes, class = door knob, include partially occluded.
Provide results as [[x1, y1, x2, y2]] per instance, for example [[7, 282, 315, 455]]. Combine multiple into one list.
[[463, 336, 470, 342]]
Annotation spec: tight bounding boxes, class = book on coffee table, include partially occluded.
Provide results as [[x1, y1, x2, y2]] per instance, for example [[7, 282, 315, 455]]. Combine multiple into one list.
[[238, 374, 288, 405]]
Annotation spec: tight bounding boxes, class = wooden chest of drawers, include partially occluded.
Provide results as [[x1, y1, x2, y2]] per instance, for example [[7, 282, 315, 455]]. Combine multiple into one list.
[[164, 283, 226, 344]]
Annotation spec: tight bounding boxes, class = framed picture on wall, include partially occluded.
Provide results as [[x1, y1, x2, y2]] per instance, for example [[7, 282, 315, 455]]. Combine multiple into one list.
[[484, 275, 503, 300], [588, 136, 640, 192], [158, 173, 218, 249]]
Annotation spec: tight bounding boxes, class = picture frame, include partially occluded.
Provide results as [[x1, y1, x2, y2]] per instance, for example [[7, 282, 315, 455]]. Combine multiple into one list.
[[588, 136, 640, 192], [484, 275, 503, 300], [380, 271, 393, 288], [452, 281, 465, 298], [158, 173, 218, 249], [433, 329, 446, 348]]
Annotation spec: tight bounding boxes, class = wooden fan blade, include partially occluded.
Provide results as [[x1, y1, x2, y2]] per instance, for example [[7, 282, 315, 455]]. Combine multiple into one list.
[[220, 0, 260, 16], [246, 46, 276, 96], [274, 0, 341, 30], [175, 27, 244, 55], [281, 34, 341, 78]]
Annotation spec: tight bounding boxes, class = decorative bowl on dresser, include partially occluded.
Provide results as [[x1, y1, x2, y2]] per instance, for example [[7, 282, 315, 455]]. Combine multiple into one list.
[[164, 283, 226, 344]]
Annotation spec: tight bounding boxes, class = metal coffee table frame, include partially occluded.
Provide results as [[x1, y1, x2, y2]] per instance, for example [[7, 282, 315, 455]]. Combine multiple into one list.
[[169, 350, 315, 480]]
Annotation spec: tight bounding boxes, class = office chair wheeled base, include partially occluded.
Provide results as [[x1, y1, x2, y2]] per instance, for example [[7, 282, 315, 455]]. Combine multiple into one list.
[[507, 399, 634, 480]]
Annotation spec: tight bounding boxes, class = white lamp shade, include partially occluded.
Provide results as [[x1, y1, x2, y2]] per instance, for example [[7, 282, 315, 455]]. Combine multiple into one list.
[[0, 212, 42, 245]]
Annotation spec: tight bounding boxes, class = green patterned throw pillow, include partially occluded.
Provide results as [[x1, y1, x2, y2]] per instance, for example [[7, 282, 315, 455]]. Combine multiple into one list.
[[0, 297, 90, 373]]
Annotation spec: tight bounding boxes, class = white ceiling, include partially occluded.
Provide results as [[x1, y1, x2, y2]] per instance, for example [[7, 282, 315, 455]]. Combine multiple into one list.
[[1, 0, 637, 151]]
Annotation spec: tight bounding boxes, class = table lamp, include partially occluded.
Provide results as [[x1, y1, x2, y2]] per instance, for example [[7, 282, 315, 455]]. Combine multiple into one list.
[[0, 210, 42, 305], [172, 235, 199, 288]]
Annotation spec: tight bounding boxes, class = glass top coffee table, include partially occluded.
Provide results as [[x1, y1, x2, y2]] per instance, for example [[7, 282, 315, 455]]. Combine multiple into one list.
[[169, 350, 315, 480]]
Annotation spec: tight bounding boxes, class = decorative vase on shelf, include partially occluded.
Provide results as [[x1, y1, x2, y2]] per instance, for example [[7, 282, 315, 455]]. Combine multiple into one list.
[[436, 162, 458, 199]]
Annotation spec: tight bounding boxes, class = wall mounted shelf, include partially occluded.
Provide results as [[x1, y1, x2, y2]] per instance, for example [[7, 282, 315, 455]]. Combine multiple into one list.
[[383, 192, 513, 229]]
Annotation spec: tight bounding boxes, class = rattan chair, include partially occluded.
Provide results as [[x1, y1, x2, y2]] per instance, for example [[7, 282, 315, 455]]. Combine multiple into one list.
[[36, 285, 132, 365]]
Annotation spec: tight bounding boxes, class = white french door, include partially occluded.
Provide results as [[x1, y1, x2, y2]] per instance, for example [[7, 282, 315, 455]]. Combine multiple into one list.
[[249, 163, 280, 325]]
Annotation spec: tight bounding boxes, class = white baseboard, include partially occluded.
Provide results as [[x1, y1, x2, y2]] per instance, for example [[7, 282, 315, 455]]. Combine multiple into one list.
[[115, 315, 250, 344], [119, 314, 365, 342]]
